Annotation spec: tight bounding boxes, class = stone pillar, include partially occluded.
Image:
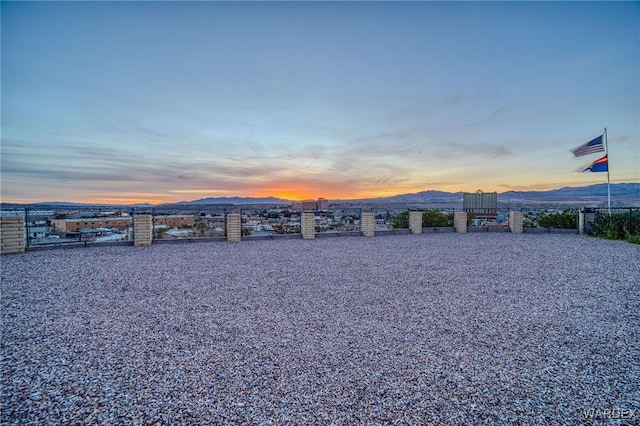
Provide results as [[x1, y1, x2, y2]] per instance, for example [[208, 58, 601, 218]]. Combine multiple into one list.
[[134, 214, 153, 246], [226, 213, 241, 242], [454, 211, 467, 233], [509, 211, 523, 234], [578, 210, 585, 234], [1, 216, 26, 254], [361, 212, 375, 237], [301, 212, 315, 240], [409, 211, 422, 234]]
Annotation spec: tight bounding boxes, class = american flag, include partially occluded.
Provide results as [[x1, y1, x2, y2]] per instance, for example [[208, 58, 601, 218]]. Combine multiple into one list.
[[571, 135, 604, 157]]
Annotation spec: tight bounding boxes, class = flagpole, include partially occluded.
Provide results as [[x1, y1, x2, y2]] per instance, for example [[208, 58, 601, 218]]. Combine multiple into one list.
[[604, 127, 611, 214]]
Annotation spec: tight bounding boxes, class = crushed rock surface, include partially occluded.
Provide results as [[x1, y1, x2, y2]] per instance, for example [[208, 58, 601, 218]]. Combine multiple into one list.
[[1, 234, 639, 425]]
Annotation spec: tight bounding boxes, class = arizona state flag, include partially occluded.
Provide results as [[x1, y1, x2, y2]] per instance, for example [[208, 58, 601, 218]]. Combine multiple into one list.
[[580, 154, 608, 173]]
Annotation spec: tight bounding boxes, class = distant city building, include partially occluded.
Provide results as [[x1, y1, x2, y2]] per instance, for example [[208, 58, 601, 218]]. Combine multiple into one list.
[[463, 190, 497, 218], [0, 210, 54, 217], [297, 198, 330, 211], [317, 197, 329, 210], [51, 215, 194, 233], [301, 200, 317, 211], [154, 215, 195, 228], [52, 217, 132, 233]]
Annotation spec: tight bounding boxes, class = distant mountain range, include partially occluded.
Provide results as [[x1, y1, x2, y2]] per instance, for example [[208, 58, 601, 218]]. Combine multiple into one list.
[[4, 183, 637, 208], [360, 183, 639, 204], [499, 183, 639, 200], [176, 196, 291, 205], [172, 183, 639, 205]]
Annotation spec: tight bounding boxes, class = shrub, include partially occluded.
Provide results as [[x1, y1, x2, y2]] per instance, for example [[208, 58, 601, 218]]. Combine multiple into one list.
[[466, 213, 475, 226], [627, 234, 640, 244], [589, 210, 640, 241], [537, 210, 578, 229], [422, 210, 453, 227], [391, 210, 454, 228], [523, 213, 537, 228]]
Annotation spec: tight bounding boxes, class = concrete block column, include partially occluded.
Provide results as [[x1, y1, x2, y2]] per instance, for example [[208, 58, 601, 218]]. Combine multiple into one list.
[[579, 210, 596, 235], [134, 214, 153, 246], [578, 211, 585, 234], [1, 216, 26, 254], [361, 212, 375, 237], [454, 211, 467, 233], [409, 211, 422, 234], [301, 212, 315, 240], [509, 211, 523, 234], [226, 213, 241, 242]]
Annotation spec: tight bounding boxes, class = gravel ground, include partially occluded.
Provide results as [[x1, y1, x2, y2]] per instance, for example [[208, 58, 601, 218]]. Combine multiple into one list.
[[2, 233, 639, 425]]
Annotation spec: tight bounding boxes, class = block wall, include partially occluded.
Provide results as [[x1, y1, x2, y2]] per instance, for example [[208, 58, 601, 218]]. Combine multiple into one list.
[[361, 213, 375, 237], [134, 215, 153, 246], [301, 212, 316, 240], [509, 211, 523, 234], [0, 216, 25, 254], [226, 214, 241, 242], [409, 211, 422, 234], [454, 211, 467, 233]]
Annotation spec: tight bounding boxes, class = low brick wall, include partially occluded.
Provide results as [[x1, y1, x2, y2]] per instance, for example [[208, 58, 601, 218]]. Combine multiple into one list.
[[422, 227, 455, 233], [315, 231, 362, 238], [409, 211, 422, 234], [375, 229, 411, 236], [468, 227, 511, 233], [1, 216, 25, 255], [226, 214, 241, 242], [454, 212, 467, 233], [133, 215, 153, 246], [524, 228, 579, 234], [301, 212, 315, 240], [361, 213, 375, 237]]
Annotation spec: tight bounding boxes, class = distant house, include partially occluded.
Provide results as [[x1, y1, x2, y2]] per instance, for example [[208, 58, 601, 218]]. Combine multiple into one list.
[[27, 226, 48, 239]]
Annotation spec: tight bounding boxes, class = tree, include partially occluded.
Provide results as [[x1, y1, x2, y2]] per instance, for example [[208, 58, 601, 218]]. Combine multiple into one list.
[[195, 221, 206, 237], [391, 211, 409, 229]]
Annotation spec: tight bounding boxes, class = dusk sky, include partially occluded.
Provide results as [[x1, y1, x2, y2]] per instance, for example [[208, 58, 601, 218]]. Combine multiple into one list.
[[2, 1, 639, 204]]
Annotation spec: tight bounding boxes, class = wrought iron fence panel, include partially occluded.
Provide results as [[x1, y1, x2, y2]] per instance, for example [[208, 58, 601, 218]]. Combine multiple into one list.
[[150, 206, 227, 240], [240, 207, 301, 237]]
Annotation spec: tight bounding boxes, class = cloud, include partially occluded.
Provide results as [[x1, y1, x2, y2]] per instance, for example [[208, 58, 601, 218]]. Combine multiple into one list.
[[433, 142, 514, 160]]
